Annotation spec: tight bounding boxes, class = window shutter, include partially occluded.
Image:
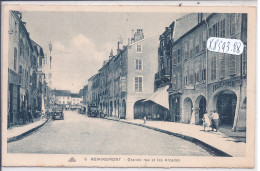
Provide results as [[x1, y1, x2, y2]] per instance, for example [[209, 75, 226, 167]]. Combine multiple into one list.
[[219, 53, 225, 78], [242, 46, 247, 76], [177, 73, 181, 88], [229, 55, 236, 75], [230, 13, 236, 35], [173, 51, 177, 65], [220, 19, 225, 37], [172, 75, 176, 90], [14, 48, 17, 70], [211, 56, 216, 80], [135, 77, 138, 91], [138, 77, 142, 91], [177, 49, 181, 63]]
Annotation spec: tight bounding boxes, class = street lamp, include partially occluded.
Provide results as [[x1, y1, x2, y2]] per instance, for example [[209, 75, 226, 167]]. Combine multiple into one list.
[[48, 42, 52, 69]]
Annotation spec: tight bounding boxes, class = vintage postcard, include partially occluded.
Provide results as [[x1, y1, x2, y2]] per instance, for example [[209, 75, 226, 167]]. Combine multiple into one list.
[[1, 3, 256, 168]]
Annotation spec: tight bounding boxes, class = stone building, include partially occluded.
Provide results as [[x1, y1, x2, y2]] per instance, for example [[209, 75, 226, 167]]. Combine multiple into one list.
[[8, 11, 33, 126], [87, 29, 159, 119], [71, 93, 83, 106], [169, 13, 247, 131], [82, 85, 88, 110], [152, 14, 208, 121], [30, 40, 45, 114]]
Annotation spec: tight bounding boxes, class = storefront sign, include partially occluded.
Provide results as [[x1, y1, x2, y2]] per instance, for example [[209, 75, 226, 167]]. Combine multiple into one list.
[[213, 80, 236, 92]]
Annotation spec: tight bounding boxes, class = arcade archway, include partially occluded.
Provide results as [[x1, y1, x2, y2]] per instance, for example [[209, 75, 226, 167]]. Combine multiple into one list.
[[214, 90, 237, 126], [183, 97, 193, 124], [195, 95, 207, 125]]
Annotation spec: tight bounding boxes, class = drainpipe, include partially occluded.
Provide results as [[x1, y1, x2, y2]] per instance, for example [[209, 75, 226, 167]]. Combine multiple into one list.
[[232, 14, 246, 132], [204, 19, 209, 112]]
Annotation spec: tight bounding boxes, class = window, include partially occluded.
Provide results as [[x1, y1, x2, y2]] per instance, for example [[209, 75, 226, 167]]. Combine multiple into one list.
[[230, 13, 237, 35], [172, 74, 176, 90], [135, 59, 142, 70], [14, 48, 17, 71], [121, 76, 126, 92], [19, 40, 23, 56], [184, 42, 189, 60], [220, 19, 226, 37], [211, 56, 217, 80], [202, 30, 207, 50], [172, 51, 177, 66], [195, 36, 200, 54], [189, 73, 194, 85], [19, 65, 22, 74], [136, 44, 142, 52], [134, 76, 142, 92], [184, 76, 188, 86], [201, 69, 206, 81], [229, 55, 236, 75], [209, 27, 213, 37], [177, 49, 181, 63], [177, 73, 181, 88], [190, 39, 193, 57], [14, 21, 17, 33], [219, 53, 225, 78], [242, 46, 247, 76], [212, 22, 219, 37], [196, 71, 200, 82]]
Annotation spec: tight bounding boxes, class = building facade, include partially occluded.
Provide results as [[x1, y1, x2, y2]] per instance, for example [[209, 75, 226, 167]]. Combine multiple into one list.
[[8, 11, 48, 127], [87, 29, 159, 119], [169, 13, 247, 131]]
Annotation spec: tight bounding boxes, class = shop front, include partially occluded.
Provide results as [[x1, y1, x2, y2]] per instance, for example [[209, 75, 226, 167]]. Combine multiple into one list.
[[208, 77, 245, 130]]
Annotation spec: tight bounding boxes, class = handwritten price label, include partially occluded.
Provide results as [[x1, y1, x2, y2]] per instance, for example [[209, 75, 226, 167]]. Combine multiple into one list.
[[207, 37, 244, 55]]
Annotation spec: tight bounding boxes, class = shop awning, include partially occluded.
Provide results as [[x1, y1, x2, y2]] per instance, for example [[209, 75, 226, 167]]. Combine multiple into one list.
[[143, 85, 169, 109]]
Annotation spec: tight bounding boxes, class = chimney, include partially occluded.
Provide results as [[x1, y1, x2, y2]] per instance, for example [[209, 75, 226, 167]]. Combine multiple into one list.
[[103, 60, 107, 66], [134, 29, 144, 42], [131, 29, 134, 38], [23, 22, 26, 28], [128, 38, 130, 45], [117, 48, 121, 55], [109, 49, 113, 60]]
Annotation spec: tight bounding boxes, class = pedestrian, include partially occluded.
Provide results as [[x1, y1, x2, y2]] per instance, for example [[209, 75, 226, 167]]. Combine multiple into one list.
[[211, 110, 220, 132], [202, 111, 211, 131], [144, 115, 147, 124], [28, 107, 34, 123]]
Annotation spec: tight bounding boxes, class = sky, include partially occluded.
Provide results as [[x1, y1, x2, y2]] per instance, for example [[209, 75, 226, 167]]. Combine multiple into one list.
[[22, 11, 185, 93]]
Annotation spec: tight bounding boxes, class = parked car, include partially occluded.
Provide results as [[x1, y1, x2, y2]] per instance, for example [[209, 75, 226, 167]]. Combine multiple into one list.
[[52, 106, 64, 120], [78, 107, 86, 114], [87, 105, 99, 117]]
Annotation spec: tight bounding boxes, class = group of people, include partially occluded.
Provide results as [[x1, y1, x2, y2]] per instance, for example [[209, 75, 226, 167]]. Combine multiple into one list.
[[202, 110, 220, 132]]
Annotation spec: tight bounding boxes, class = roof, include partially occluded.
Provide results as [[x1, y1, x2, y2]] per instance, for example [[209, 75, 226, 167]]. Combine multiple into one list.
[[52, 90, 71, 96], [172, 13, 216, 46], [71, 93, 82, 98]]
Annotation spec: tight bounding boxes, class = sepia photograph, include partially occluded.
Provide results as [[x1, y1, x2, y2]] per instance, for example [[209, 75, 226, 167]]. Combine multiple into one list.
[[1, 4, 256, 168]]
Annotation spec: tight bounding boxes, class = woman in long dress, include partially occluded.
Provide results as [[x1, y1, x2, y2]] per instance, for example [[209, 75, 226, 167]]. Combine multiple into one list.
[[202, 111, 211, 131]]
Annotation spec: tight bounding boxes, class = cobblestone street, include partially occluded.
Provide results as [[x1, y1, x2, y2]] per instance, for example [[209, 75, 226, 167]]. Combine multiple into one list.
[[8, 110, 213, 156]]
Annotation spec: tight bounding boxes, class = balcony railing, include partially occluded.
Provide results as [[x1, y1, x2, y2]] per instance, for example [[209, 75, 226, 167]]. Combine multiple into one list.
[[155, 68, 170, 80]]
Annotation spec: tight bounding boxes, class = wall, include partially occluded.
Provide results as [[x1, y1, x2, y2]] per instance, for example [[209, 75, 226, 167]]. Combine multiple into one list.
[[126, 34, 159, 119]]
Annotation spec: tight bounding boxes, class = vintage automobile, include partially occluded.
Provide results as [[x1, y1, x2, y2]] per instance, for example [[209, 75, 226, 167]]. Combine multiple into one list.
[[52, 106, 64, 120], [78, 107, 86, 114], [87, 105, 99, 117]]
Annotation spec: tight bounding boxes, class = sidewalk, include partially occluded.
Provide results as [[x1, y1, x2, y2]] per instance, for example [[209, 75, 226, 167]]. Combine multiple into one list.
[[106, 117, 246, 157], [7, 117, 48, 143]]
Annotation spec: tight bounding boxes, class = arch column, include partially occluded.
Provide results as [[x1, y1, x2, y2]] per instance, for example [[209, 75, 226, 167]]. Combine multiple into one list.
[[126, 101, 134, 120]]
